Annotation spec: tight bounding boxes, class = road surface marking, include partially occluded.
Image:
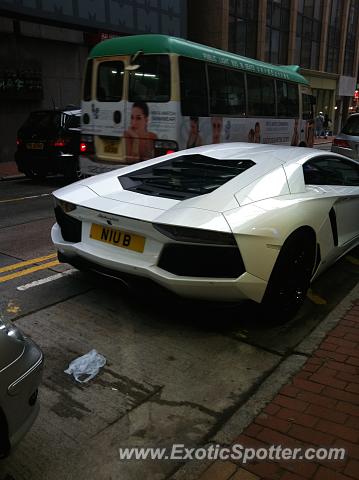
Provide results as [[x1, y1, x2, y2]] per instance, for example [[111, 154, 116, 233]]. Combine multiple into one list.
[[0, 260, 59, 283], [0, 193, 50, 204], [0, 253, 57, 274], [345, 255, 359, 266], [6, 301, 21, 314], [17, 269, 77, 291], [307, 289, 327, 305]]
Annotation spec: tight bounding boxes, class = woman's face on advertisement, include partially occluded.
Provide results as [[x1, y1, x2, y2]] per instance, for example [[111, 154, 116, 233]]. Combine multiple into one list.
[[131, 107, 147, 131]]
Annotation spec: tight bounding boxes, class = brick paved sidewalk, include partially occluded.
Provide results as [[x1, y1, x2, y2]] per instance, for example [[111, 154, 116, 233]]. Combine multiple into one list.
[[0, 161, 22, 179], [197, 299, 359, 480]]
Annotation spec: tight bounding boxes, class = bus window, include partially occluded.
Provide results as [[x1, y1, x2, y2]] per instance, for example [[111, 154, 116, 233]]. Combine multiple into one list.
[[277, 81, 299, 117], [247, 74, 275, 116], [129, 55, 170, 102], [208, 66, 246, 116], [83, 59, 93, 101], [179, 57, 209, 116], [97, 61, 124, 102], [302, 93, 313, 120]]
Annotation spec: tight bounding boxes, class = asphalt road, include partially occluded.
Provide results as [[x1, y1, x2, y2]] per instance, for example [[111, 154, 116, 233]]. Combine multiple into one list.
[[0, 174, 358, 480]]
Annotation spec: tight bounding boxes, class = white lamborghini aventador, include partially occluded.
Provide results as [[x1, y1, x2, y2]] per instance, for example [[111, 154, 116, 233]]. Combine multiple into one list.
[[51, 143, 359, 320]]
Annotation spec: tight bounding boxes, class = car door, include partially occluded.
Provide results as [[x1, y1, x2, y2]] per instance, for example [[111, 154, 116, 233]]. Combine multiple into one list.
[[303, 155, 359, 246]]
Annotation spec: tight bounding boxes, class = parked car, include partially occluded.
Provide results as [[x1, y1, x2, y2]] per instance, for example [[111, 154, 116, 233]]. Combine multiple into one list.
[[51, 143, 359, 322], [331, 113, 359, 160], [15, 107, 81, 181], [0, 317, 43, 457]]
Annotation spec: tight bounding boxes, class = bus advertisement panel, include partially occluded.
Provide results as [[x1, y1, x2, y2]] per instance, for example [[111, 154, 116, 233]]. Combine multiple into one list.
[[80, 34, 313, 177]]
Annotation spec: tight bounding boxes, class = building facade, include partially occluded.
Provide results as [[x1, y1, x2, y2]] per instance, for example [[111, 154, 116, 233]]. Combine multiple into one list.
[[188, 0, 359, 135], [0, 0, 186, 163]]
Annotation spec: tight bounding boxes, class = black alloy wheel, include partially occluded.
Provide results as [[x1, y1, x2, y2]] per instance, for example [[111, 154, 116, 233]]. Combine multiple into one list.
[[261, 231, 316, 323]]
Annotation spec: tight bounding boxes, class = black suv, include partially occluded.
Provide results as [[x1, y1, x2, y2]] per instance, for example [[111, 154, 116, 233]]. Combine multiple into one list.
[[15, 107, 81, 181]]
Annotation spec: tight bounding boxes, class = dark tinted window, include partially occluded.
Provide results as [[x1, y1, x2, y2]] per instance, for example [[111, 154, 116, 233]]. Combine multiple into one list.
[[277, 81, 299, 117], [129, 55, 170, 102], [97, 61, 124, 102], [23, 111, 61, 129], [83, 59, 93, 101], [65, 114, 81, 129], [119, 154, 255, 200], [342, 115, 359, 136], [179, 58, 209, 116], [208, 66, 246, 115], [303, 157, 359, 186], [247, 74, 275, 116], [302, 93, 313, 120]]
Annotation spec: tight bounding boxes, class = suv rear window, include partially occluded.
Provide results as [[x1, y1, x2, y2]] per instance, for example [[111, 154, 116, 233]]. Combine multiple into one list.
[[118, 154, 255, 200], [342, 115, 359, 136], [23, 111, 62, 129], [23, 111, 80, 130]]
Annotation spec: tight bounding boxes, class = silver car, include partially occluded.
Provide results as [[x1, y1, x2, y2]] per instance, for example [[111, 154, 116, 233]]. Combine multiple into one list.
[[331, 113, 359, 160], [0, 317, 43, 457]]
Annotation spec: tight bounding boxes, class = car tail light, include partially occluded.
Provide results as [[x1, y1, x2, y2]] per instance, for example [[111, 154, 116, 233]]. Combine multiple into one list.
[[153, 223, 237, 246], [53, 138, 66, 147], [154, 140, 178, 157], [16, 138, 22, 146], [332, 138, 350, 148], [80, 134, 94, 154]]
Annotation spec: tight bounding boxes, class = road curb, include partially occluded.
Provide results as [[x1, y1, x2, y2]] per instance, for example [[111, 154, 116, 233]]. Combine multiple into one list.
[[0, 174, 25, 181], [169, 282, 359, 480]]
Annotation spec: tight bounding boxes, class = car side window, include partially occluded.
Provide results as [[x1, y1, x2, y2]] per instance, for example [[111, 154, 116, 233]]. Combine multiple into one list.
[[303, 157, 359, 186]]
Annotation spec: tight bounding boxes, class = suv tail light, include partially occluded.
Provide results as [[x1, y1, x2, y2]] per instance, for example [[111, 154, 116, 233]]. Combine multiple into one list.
[[53, 138, 67, 147], [333, 138, 350, 148], [16, 138, 22, 146], [80, 134, 94, 154]]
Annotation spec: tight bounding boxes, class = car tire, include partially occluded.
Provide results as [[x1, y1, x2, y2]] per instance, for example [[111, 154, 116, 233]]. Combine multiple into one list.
[[23, 169, 46, 180], [260, 229, 316, 323], [64, 158, 82, 183]]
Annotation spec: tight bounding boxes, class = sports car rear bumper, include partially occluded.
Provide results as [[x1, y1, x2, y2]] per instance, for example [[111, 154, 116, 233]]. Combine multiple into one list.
[[52, 222, 268, 303]]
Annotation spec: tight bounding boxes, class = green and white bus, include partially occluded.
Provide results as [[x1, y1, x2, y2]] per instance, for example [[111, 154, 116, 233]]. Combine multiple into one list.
[[80, 34, 313, 176]]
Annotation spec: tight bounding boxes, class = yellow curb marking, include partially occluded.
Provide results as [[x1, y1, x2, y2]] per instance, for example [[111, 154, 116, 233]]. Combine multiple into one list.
[[0, 260, 60, 283], [0, 253, 57, 274], [307, 288, 327, 305], [345, 255, 359, 266]]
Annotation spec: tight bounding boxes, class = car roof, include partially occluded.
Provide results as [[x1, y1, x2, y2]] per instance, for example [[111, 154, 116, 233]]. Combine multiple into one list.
[[177, 142, 322, 167], [29, 108, 81, 115]]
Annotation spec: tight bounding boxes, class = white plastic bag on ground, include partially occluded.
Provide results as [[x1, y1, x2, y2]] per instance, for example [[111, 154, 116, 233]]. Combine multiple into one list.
[[64, 349, 106, 383]]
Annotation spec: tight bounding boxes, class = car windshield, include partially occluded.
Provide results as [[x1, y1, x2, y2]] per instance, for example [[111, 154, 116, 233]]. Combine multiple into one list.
[[118, 154, 255, 200], [342, 115, 359, 136]]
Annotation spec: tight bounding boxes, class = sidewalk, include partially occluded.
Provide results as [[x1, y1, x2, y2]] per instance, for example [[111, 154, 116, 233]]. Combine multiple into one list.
[[314, 135, 334, 146], [0, 161, 23, 180], [177, 288, 359, 480]]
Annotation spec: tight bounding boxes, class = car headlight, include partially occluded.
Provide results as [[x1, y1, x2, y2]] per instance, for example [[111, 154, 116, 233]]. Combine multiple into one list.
[[0, 317, 25, 341], [53, 196, 76, 213]]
